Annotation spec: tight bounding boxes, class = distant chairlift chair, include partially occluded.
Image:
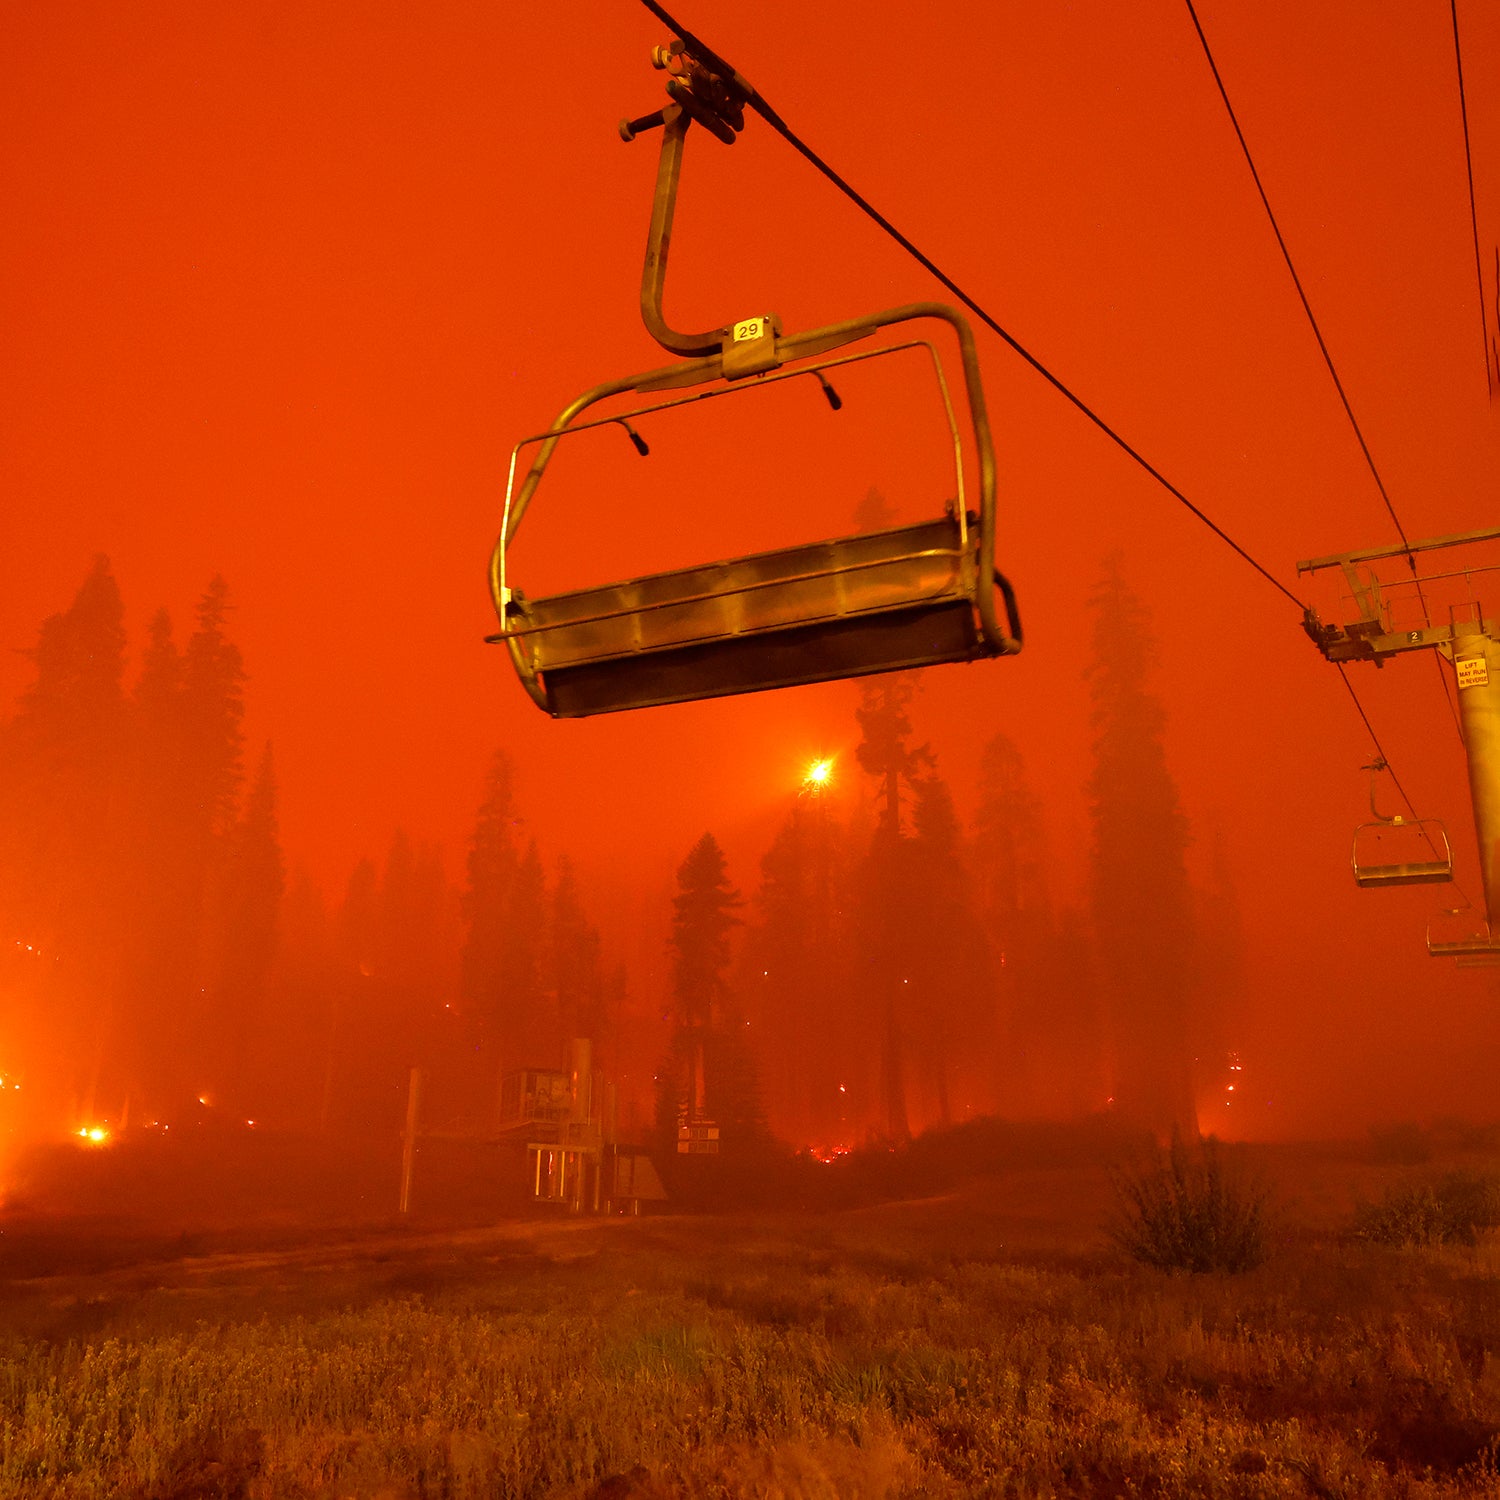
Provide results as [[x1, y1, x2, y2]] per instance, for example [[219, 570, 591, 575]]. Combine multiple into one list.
[[1350, 759, 1453, 888], [487, 42, 1022, 718]]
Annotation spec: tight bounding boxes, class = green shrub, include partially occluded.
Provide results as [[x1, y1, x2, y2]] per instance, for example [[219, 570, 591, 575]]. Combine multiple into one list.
[[1353, 1170, 1500, 1247], [1108, 1132, 1270, 1274]]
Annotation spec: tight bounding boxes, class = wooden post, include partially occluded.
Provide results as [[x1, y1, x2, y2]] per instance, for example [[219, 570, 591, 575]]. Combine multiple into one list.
[[398, 1066, 424, 1216]]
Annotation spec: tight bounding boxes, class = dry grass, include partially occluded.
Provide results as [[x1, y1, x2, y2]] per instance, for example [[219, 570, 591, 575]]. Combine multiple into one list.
[[0, 1145, 1498, 1497]]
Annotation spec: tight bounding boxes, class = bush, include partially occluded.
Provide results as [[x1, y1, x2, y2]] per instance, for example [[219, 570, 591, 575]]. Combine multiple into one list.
[[1353, 1170, 1500, 1247], [1108, 1132, 1270, 1273], [1367, 1121, 1434, 1165]]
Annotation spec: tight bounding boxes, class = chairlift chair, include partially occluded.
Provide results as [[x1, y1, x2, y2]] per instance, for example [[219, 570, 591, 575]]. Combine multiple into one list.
[[487, 43, 1021, 718], [1350, 759, 1453, 888], [1426, 908, 1500, 963]]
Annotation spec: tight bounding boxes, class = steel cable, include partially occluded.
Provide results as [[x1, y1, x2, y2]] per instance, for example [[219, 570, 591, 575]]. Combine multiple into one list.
[[634, 0, 1308, 614]]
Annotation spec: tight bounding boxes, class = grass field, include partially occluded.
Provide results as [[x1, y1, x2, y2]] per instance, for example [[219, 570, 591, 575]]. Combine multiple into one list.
[[1, 1137, 1498, 1498]]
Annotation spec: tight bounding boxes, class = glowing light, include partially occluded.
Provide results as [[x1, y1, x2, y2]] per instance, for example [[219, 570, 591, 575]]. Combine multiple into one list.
[[76, 1126, 110, 1144], [801, 757, 834, 794]]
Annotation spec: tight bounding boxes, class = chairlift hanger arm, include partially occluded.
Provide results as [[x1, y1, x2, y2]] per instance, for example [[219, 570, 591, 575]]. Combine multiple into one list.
[[621, 35, 756, 358], [638, 107, 729, 357]]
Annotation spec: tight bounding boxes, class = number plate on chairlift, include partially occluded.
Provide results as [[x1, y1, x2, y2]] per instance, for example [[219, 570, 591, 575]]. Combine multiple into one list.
[[732, 317, 768, 342]]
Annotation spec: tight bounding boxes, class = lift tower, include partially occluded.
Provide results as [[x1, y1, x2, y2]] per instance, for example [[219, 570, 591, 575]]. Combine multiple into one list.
[[1299, 526, 1500, 962]]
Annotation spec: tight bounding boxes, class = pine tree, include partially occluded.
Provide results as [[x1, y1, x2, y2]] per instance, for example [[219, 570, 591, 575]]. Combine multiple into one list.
[[854, 676, 932, 842], [123, 609, 193, 1093], [339, 858, 380, 976], [177, 576, 247, 1098], [1086, 554, 1195, 1137], [361, 830, 458, 1106], [972, 733, 1097, 1117], [264, 866, 339, 1129], [670, 835, 740, 1033], [852, 674, 933, 1140], [460, 750, 522, 1042], [181, 577, 246, 848], [974, 734, 1051, 930], [0, 557, 130, 1116], [503, 840, 549, 1065], [550, 855, 606, 1053], [906, 769, 991, 1128], [747, 787, 851, 1145], [659, 834, 762, 1152], [323, 857, 379, 1132], [210, 744, 285, 1106]]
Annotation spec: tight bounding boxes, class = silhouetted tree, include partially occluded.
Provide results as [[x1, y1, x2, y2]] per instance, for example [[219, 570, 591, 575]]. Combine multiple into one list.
[[120, 608, 194, 1106], [325, 834, 458, 1131], [0, 557, 130, 1120], [183, 576, 244, 810], [670, 834, 740, 1034], [974, 733, 1050, 932], [210, 743, 285, 1106], [264, 866, 340, 1129], [176, 576, 247, 1098], [658, 834, 762, 1153], [972, 733, 1099, 1117], [906, 769, 992, 1127], [323, 857, 379, 1132], [366, 830, 458, 1116], [1086, 555, 1195, 1137], [853, 674, 933, 1140], [747, 782, 853, 1146], [377, 831, 455, 1002], [855, 676, 933, 843], [501, 840, 549, 1064], [339, 858, 380, 976], [549, 855, 606, 1054], [460, 750, 521, 1045]]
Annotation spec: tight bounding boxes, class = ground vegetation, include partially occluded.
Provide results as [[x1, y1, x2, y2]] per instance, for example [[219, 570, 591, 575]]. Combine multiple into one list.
[[1, 1138, 1497, 1498]]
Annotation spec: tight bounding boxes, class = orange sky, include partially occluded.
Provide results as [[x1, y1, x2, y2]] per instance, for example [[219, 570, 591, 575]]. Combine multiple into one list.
[[4, 0, 1498, 1133]]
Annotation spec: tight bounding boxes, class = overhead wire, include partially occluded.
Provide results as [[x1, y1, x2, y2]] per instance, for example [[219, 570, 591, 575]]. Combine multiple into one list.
[[1182, 0, 1413, 555], [1183, 0, 1466, 746], [1449, 0, 1497, 399], [634, 0, 1308, 615]]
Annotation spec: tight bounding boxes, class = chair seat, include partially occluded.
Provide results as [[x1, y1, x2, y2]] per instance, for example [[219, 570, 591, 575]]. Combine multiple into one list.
[[498, 517, 995, 717], [1354, 861, 1453, 887]]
